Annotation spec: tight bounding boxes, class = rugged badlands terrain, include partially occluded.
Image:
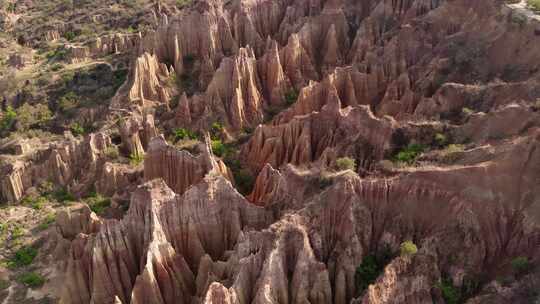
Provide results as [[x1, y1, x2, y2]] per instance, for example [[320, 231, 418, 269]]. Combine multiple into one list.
[[0, 0, 539, 303]]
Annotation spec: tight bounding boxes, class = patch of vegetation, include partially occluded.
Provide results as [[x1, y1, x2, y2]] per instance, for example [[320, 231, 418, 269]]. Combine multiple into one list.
[[435, 276, 481, 304], [21, 195, 48, 210], [18, 272, 46, 288], [11, 226, 25, 240], [176, 0, 192, 9], [129, 152, 144, 166], [8, 246, 38, 268], [355, 247, 394, 296], [336, 157, 357, 171], [38, 213, 56, 231], [285, 89, 299, 105], [224, 158, 255, 195], [63, 31, 77, 41], [436, 279, 461, 304], [434, 133, 448, 147], [70, 122, 86, 137], [15, 103, 52, 131], [400, 241, 418, 256], [104, 146, 120, 160], [462, 107, 474, 116], [392, 143, 426, 165], [511, 256, 530, 277], [85, 192, 111, 215], [173, 128, 198, 142], [0, 280, 9, 291], [440, 144, 465, 162], [0, 106, 17, 135], [211, 139, 232, 158], [52, 187, 75, 203], [527, 0, 540, 12], [58, 91, 79, 113], [210, 122, 224, 139]]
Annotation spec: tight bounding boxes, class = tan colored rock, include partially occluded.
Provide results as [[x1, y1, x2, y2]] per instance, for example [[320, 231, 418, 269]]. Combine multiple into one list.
[[144, 136, 233, 195]]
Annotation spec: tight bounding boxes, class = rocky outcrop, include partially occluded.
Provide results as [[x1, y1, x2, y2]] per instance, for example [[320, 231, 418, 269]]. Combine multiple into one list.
[[144, 136, 233, 195], [0, 132, 111, 203], [243, 101, 397, 172], [60, 176, 270, 304]]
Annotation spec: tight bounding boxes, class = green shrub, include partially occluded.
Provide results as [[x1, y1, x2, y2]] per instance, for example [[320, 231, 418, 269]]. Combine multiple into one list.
[[441, 144, 465, 161], [11, 226, 25, 240], [527, 0, 540, 12], [18, 272, 45, 288], [63, 31, 77, 41], [50, 63, 64, 71], [511, 257, 530, 276], [211, 140, 236, 158], [0, 106, 17, 133], [0, 280, 9, 291], [38, 213, 56, 230], [70, 123, 85, 136], [52, 188, 75, 203], [400, 241, 418, 256], [336, 157, 357, 171], [129, 152, 144, 166], [16, 103, 52, 130], [462, 107, 474, 116], [8, 246, 38, 268], [176, 0, 192, 9], [105, 146, 120, 159], [436, 279, 461, 304], [355, 247, 394, 295], [173, 128, 198, 142], [393, 144, 425, 165], [85, 193, 111, 215], [285, 89, 299, 105], [211, 122, 224, 139], [58, 92, 78, 113], [434, 133, 448, 147], [21, 195, 47, 210]]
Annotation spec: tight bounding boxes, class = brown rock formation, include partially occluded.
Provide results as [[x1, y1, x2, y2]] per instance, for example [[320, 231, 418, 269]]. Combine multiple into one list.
[[144, 136, 233, 195]]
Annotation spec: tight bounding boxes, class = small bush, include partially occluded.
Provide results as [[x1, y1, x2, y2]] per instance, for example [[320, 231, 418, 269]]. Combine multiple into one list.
[[336, 157, 357, 171], [441, 144, 465, 162], [211, 122, 224, 139], [0, 280, 9, 291], [38, 213, 56, 230], [21, 195, 47, 210], [393, 144, 425, 165], [527, 0, 540, 12], [0, 106, 17, 133], [16, 103, 52, 130], [8, 246, 38, 268], [434, 133, 448, 147], [58, 92, 78, 113], [129, 152, 144, 166], [85, 193, 111, 215], [63, 31, 77, 41], [285, 89, 299, 105], [511, 257, 530, 276], [400, 241, 418, 256], [11, 226, 25, 240], [462, 107, 474, 116], [436, 279, 461, 304], [70, 123, 86, 136], [105, 146, 120, 159], [173, 128, 198, 142], [355, 247, 394, 295], [52, 188, 75, 203], [18, 272, 45, 288]]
